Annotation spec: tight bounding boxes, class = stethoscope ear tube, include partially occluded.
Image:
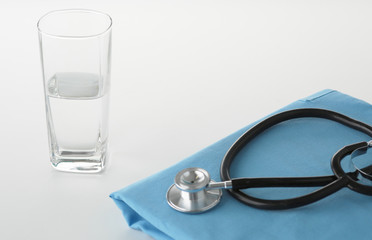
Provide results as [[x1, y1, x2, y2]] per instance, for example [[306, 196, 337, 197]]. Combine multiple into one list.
[[220, 108, 372, 210]]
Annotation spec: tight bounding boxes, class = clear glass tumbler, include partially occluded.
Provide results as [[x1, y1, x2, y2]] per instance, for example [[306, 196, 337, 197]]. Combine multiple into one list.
[[38, 9, 112, 173]]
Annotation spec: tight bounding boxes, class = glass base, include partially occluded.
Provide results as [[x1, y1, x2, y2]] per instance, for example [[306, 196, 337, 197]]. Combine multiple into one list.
[[51, 151, 106, 173]]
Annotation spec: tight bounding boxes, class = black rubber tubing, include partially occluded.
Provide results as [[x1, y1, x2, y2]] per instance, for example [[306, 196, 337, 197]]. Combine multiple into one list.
[[220, 108, 372, 210]]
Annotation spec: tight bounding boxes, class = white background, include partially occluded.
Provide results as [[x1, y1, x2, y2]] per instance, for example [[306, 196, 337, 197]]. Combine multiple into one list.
[[1, 0, 372, 239]]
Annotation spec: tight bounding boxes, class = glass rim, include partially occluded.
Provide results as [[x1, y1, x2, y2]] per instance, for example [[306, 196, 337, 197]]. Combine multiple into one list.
[[37, 9, 112, 39]]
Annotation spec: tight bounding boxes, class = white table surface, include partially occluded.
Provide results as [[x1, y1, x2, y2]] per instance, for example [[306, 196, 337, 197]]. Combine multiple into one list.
[[1, 0, 372, 239]]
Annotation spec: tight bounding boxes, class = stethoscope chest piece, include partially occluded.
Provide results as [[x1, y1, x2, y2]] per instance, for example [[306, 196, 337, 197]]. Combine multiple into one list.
[[166, 167, 222, 213]]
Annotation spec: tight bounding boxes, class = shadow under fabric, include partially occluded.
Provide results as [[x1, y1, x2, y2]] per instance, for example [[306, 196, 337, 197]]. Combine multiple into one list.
[[110, 89, 372, 240]]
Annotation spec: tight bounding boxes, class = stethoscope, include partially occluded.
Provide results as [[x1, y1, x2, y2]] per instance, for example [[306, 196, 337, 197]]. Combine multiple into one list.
[[166, 108, 372, 213]]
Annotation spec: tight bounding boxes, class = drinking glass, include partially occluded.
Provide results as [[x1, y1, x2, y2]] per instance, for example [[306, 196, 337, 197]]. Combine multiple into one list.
[[38, 9, 112, 173]]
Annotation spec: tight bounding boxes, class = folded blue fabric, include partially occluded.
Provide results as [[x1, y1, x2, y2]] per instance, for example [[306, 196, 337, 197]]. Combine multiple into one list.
[[110, 90, 372, 240]]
